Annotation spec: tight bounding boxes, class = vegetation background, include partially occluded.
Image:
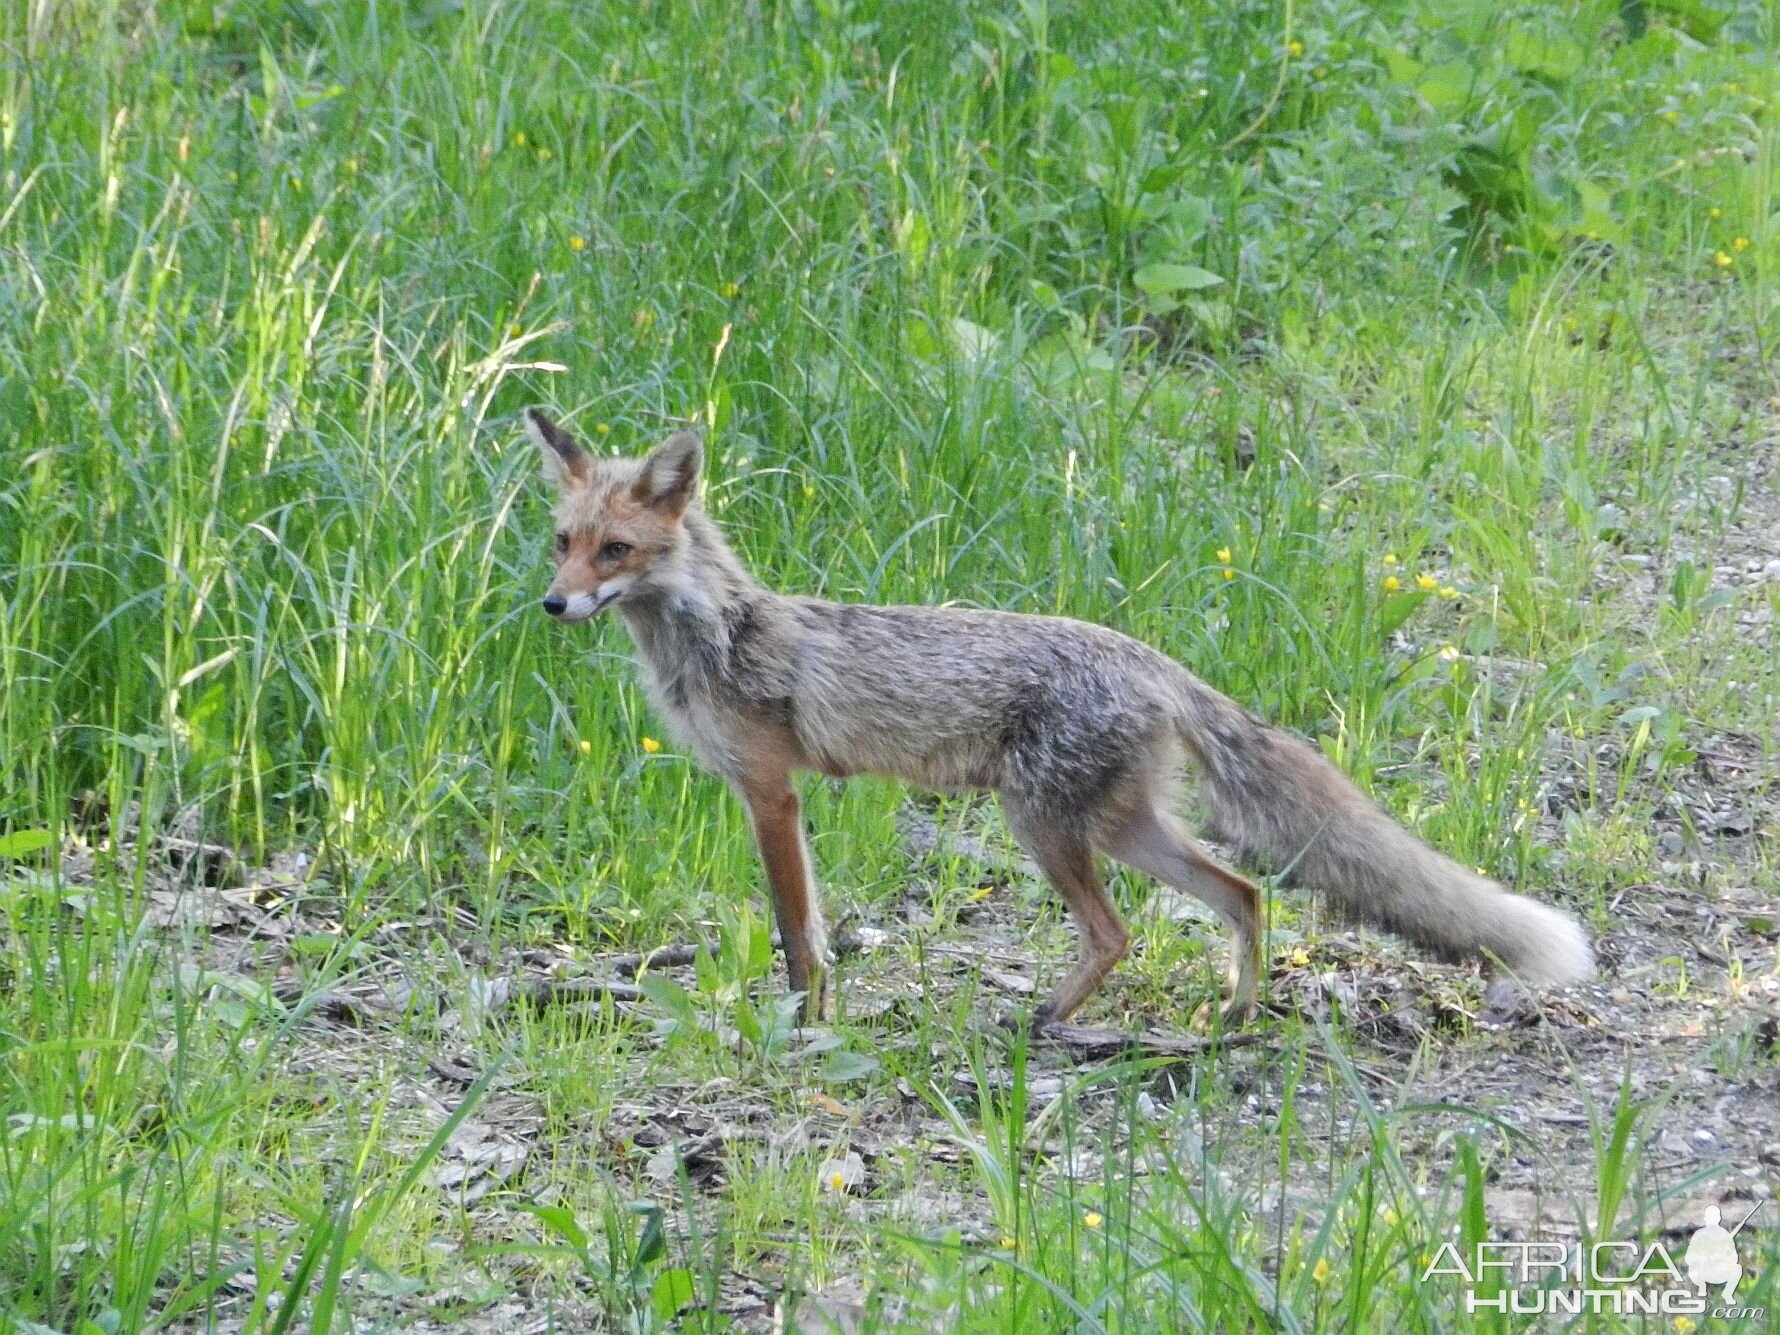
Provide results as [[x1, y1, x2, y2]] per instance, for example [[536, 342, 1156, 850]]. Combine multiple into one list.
[[1, 0, 1776, 1328]]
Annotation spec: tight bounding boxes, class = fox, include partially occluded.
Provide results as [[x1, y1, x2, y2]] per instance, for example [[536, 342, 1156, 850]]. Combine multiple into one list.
[[525, 407, 1594, 1029]]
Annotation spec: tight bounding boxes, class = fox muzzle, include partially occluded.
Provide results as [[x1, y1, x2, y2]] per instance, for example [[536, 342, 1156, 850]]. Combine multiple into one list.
[[543, 586, 624, 623]]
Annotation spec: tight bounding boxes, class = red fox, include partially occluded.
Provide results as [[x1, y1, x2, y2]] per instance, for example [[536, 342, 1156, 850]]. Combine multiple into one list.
[[526, 409, 1593, 1028]]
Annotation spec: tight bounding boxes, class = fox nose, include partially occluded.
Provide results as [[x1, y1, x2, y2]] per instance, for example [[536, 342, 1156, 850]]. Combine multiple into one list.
[[542, 593, 568, 617]]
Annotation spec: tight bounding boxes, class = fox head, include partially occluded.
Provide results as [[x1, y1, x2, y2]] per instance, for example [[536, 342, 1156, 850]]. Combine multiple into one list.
[[525, 408, 704, 622]]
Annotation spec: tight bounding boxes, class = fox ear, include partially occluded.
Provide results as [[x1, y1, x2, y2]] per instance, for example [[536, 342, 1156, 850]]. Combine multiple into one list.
[[525, 408, 592, 489], [633, 429, 703, 517]]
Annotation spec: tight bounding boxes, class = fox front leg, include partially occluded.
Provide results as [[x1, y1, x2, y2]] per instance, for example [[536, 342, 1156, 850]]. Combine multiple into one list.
[[736, 777, 831, 1023]]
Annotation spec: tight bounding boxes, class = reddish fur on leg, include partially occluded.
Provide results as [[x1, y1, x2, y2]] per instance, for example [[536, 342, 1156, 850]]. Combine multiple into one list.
[[738, 778, 830, 1022]]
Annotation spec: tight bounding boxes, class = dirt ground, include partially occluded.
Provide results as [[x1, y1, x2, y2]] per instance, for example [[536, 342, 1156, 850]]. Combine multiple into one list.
[[57, 434, 1780, 1330], [100, 760, 1778, 1331]]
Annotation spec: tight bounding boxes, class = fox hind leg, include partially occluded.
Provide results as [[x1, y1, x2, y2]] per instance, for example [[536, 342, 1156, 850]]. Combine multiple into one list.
[[1096, 803, 1262, 1025], [1001, 800, 1130, 1031]]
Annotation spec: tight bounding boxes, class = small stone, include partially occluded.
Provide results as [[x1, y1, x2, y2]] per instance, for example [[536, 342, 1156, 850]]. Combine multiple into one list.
[[1657, 830, 1685, 857], [1658, 1128, 1694, 1155]]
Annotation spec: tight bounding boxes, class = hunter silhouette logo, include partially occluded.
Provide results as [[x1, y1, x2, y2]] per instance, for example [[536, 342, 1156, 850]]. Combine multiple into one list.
[[1687, 1203, 1761, 1304], [1421, 1200, 1766, 1319]]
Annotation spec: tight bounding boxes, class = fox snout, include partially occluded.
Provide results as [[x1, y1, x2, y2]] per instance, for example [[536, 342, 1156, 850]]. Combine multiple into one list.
[[541, 586, 620, 623]]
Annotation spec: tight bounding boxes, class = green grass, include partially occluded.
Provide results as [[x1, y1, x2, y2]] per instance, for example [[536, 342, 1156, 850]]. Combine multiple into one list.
[[2, 0, 1778, 1329]]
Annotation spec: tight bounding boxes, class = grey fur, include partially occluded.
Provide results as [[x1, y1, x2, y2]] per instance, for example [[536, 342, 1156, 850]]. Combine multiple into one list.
[[535, 415, 1594, 1023], [1175, 682, 1594, 986]]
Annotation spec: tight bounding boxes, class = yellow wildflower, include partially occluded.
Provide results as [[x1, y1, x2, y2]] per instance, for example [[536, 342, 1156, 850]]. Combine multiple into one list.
[[1714, 251, 1733, 268], [1416, 573, 1438, 592], [1288, 39, 1303, 57], [1382, 575, 1401, 592], [1732, 236, 1749, 251], [568, 235, 586, 251], [1216, 547, 1232, 563], [1438, 585, 1459, 600], [1313, 1257, 1332, 1285], [595, 422, 611, 435], [999, 1235, 1017, 1250], [829, 1171, 846, 1192], [1438, 644, 1460, 662], [1674, 1318, 1696, 1334], [579, 739, 592, 754], [1084, 1211, 1103, 1229], [1709, 206, 1723, 219], [721, 280, 741, 298], [513, 130, 526, 147], [641, 736, 662, 754], [1382, 553, 1398, 567]]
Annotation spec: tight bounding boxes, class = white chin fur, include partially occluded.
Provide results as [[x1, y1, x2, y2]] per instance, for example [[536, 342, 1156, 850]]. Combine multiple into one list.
[[559, 585, 627, 623]]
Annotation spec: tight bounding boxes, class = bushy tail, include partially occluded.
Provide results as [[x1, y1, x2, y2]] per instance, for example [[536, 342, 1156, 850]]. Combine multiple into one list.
[[1172, 677, 1593, 987]]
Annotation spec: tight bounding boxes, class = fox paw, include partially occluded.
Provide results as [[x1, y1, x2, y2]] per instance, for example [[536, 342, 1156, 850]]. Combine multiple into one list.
[[994, 1004, 1057, 1037]]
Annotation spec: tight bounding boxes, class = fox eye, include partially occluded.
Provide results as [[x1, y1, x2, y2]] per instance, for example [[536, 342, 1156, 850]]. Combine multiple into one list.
[[601, 540, 632, 561], [553, 532, 569, 555]]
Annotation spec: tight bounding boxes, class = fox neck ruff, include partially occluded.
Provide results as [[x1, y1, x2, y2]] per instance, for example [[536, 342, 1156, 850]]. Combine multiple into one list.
[[613, 509, 768, 700]]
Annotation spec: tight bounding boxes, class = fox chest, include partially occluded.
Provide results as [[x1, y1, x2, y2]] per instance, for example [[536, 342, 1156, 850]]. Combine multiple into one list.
[[634, 662, 799, 781], [630, 664, 730, 769]]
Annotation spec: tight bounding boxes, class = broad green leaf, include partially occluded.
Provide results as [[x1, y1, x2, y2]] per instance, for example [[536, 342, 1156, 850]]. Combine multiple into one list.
[[1503, 29, 1584, 80], [693, 943, 720, 995], [1416, 60, 1479, 113], [0, 829, 52, 858], [651, 1268, 696, 1321], [1132, 262, 1224, 295], [629, 1201, 667, 1266], [1381, 48, 1424, 84], [638, 973, 698, 1025], [820, 1049, 882, 1083], [1375, 589, 1427, 640], [523, 1203, 590, 1251]]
